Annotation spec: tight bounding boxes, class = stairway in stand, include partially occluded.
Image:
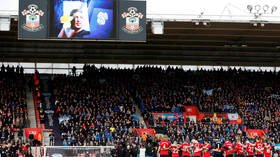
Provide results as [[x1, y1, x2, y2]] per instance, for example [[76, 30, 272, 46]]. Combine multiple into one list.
[[26, 88, 37, 128]]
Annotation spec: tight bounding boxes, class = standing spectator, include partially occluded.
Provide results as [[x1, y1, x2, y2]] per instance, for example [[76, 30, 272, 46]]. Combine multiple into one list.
[[72, 66, 77, 76], [49, 133, 54, 146]]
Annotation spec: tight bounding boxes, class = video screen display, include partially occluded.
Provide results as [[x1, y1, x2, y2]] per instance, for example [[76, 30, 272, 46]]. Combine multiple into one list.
[[19, 0, 146, 41], [51, 0, 115, 39]]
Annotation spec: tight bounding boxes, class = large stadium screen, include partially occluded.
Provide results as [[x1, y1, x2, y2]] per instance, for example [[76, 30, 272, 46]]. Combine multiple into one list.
[[18, 0, 146, 42]]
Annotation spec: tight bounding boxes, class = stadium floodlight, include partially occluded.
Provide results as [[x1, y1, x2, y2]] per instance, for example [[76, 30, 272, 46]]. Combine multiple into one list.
[[247, 4, 278, 19], [271, 6, 277, 14], [151, 21, 164, 35], [247, 5, 253, 13], [263, 5, 269, 13], [255, 5, 261, 13]]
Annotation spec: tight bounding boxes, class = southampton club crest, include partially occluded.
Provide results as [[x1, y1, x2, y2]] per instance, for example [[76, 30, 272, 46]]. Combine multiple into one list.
[[21, 4, 44, 32], [122, 7, 143, 34]]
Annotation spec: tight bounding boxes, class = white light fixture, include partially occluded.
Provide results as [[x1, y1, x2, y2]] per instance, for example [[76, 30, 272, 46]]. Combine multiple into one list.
[[0, 17, 10, 31], [192, 19, 210, 26], [151, 21, 164, 35], [250, 20, 267, 27]]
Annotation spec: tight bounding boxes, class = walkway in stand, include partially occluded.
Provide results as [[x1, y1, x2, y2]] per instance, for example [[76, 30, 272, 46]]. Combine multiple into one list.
[[135, 104, 147, 128], [26, 88, 37, 128]]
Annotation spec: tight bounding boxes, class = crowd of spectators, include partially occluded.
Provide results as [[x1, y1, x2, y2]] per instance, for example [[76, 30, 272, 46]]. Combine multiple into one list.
[[131, 67, 279, 130], [53, 67, 140, 146], [0, 64, 32, 156], [132, 67, 243, 127], [51, 65, 279, 156]]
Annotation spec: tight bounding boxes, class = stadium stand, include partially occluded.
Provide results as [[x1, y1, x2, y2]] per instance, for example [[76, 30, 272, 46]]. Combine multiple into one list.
[[0, 63, 279, 157], [2, 1, 280, 156], [0, 65, 33, 157], [43, 65, 280, 156], [52, 66, 140, 147]]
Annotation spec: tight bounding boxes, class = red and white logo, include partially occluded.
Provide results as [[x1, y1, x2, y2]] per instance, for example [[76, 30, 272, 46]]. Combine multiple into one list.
[[21, 4, 44, 32], [122, 7, 143, 34]]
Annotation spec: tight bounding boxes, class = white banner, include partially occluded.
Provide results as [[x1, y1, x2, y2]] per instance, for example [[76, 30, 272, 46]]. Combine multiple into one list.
[[228, 113, 239, 120], [202, 89, 214, 96]]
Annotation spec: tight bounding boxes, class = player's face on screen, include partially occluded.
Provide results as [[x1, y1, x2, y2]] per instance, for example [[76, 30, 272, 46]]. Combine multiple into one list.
[[72, 11, 83, 29]]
